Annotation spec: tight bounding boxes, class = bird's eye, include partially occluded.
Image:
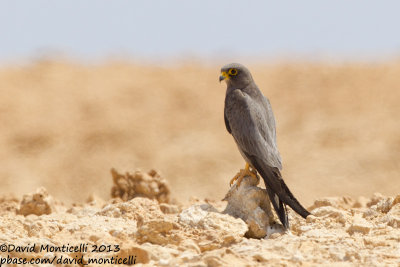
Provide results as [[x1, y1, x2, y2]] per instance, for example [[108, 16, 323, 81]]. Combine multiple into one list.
[[228, 68, 238, 76]]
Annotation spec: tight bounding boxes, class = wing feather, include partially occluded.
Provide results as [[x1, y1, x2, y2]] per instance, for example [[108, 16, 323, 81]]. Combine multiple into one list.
[[225, 89, 282, 170], [224, 111, 231, 134]]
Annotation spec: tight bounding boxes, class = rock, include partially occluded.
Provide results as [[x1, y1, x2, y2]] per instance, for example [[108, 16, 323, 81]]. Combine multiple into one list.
[[309, 196, 355, 210], [388, 202, 400, 216], [386, 216, 400, 228], [179, 239, 201, 253], [203, 254, 225, 267], [311, 206, 349, 224], [97, 197, 164, 223], [308, 198, 339, 210], [306, 215, 319, 223], [179, 204, 247, 234], [366, 193, 386, 207], [159, 203, 180, 214], [353, 196, 369, 208], [222, 174, 279, 238], [86, 193, 106, 208], [392, 195, 400, 207], [178, 203, 218, 226], [374, 198, 394, 213], [385, 204, 400, 228], [136, 219, 179, 245], [347, 214, 373, 235], [0, 195, 19, 214], [17, 187, 54, 216], [178, 250, 199, 262], [178, 203, 247, 251], [111, 168, 170, 203], [117, 246, 150, 264]]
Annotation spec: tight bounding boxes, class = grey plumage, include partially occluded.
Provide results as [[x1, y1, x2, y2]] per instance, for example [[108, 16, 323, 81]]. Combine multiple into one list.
[[221, 63, 310, 228]]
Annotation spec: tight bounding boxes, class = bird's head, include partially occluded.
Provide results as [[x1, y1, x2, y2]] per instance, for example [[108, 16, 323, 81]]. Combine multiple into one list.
[[219, 63, 254, 88]]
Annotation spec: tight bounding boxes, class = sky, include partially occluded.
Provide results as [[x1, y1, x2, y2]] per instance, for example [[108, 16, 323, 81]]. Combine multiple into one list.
[[1, 1, 400, 63]]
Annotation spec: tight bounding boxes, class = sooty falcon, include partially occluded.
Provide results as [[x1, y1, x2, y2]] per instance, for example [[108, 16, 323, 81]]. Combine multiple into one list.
[[220, 63, 310, 228]]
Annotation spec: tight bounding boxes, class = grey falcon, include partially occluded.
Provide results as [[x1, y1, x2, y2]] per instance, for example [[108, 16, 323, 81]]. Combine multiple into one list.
[[220, 63, 310, 228]]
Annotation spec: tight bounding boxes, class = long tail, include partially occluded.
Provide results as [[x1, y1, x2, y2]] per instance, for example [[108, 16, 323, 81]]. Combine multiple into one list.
[[249, 157, 310, 228]]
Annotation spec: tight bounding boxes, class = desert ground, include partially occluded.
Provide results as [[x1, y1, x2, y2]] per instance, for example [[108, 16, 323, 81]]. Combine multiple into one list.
[[0, 60, 399, 266]]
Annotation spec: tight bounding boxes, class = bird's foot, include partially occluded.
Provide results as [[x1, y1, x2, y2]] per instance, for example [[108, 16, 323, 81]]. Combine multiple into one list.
[[229, 163, 258, 189], [229, 170, 245, 187]]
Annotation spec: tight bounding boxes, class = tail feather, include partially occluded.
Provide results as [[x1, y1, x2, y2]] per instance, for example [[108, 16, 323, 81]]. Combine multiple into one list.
[[248, 155, 310, 228], [266, 187, 289, 228], [274, 170, 311, 219]]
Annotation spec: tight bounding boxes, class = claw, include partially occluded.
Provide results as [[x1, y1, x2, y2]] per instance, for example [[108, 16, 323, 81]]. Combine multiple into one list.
[[229, 171, 242, 187], [229, 163, 258, 189]]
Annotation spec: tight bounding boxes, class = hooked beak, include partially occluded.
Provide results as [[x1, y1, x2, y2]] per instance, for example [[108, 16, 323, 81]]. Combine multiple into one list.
[[219, 71, 229, 82]]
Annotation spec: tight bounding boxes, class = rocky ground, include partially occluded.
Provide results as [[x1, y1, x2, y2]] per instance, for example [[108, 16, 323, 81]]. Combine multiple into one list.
[[1, 169, 399, 266]]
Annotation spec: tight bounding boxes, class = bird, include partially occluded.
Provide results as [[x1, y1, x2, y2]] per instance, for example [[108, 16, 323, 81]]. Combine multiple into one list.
[[220, 63, 310, 229]]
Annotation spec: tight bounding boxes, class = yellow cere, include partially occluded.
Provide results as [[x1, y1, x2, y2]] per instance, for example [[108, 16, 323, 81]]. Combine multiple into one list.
[[221, 71, 230, 79]]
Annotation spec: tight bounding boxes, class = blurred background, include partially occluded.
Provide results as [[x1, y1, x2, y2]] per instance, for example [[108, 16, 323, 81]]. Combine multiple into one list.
[[0, 1, 399, 205]]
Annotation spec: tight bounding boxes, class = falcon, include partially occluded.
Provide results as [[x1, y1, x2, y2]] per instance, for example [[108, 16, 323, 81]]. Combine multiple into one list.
[[220, 63, 310, 228]]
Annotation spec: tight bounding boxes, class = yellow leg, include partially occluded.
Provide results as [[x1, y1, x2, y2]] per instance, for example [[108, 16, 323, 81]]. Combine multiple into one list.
[[229, 163, 258, 188]]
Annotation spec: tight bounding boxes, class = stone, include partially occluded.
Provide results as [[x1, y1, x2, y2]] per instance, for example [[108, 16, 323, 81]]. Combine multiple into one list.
[[222, 174, 280, 238], [178, 204, 247, 235], [347, 214, 373, 235], [17, 187, 55, 216], [311, 206, 349, 224], [110, 168, 170, 203]]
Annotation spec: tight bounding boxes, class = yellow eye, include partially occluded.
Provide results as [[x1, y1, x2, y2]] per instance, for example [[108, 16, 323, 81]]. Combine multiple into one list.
[[228, 68, 238, 76]]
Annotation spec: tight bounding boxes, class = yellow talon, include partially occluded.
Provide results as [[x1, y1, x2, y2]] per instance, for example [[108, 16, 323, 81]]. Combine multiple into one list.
[[229, 172, 241, 187], [230, 163, 258, 189]]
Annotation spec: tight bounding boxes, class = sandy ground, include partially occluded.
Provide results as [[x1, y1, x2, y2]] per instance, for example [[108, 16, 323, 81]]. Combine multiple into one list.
[[0, 60, 399, 205], [0, 60, 400, 265]]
